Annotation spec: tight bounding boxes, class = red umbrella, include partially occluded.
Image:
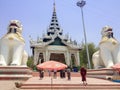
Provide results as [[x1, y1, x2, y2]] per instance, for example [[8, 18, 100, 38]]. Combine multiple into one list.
[[111, 63, 120, 73], [37, 60, 67, 71], [37, 60, 67, 90], [111, 63, 120, 69]]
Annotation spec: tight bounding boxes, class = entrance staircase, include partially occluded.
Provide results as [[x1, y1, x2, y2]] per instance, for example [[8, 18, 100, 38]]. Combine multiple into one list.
[[20, 70, 120, 90]]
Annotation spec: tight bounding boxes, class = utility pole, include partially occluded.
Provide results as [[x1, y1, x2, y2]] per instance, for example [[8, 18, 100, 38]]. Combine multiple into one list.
[[77, 0, 91, 69]]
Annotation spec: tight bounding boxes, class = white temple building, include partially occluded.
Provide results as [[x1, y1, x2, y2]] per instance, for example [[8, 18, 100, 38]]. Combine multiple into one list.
[[30, 3, 81, 67]]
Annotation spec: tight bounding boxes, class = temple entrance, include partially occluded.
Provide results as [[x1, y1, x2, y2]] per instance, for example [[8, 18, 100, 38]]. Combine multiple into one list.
[[30, 2, 81, 66], [50, 53, 65, 64]]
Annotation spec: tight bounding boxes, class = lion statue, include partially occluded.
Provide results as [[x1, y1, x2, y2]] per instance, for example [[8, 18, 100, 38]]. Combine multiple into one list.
[[92, 26, 120, 69], [0, 20, 28, 66]]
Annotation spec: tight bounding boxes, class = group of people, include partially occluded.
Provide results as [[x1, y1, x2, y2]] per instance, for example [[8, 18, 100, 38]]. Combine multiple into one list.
[[59, 67, 71, 80], [38, 67, 71, 80], [53, 67, 71, 80], [38, 66, 87, 85]]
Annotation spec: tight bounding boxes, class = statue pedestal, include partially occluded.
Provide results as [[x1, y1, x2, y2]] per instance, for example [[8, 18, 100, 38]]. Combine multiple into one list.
[[87, 68, 114, 80], [0, 66, 32, 80]]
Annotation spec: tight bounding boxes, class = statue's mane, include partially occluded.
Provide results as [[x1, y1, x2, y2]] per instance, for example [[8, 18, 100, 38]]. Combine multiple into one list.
[[2, 20, 25, 42], [99, 36, 118, 45]]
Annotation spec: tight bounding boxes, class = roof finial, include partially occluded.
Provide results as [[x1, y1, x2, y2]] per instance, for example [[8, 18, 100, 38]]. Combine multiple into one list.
[[54, 0, 55, 5], [53, 0, 56, 12]]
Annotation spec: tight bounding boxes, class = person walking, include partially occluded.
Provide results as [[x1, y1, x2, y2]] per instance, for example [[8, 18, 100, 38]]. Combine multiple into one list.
[[67, 67, 71, 80], [53, 70, 57, 78], [80, 66, 87, 85], [38, 69, 44, 79], [62, 69, 66, 78], [48, 70, 51, 77]]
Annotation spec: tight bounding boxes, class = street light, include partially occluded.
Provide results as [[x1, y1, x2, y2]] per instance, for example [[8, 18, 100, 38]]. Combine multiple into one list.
[[77, 0, 91, 69]]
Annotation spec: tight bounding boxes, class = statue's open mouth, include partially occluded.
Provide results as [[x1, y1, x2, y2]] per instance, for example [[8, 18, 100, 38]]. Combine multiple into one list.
[[9, 23, 19, 28]]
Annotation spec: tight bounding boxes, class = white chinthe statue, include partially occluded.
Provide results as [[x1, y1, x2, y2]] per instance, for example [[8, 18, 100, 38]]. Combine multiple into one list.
[[0, 20, 28, 66], [92, 26, 120, 69]]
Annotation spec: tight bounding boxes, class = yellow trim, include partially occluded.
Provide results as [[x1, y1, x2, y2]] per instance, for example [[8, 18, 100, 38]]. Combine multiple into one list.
[[99, 36, 118, 45], [1, 33, 25, 43]]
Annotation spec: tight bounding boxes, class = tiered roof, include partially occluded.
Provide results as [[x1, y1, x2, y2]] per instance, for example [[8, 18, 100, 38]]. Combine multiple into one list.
[[30, 2, 81, 50]]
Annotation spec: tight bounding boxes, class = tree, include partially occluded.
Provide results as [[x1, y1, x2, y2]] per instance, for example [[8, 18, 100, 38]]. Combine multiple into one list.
[[27, 56, 34, 69], [79, 43, 98, 68]]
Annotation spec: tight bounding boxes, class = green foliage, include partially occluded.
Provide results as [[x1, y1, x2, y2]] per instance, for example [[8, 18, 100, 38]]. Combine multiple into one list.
[[27, 56, 34, 69], [79, 43, 98, 68]]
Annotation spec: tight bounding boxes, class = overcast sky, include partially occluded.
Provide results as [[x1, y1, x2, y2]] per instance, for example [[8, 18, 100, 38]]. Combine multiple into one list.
[[0, 0, 120, 55]]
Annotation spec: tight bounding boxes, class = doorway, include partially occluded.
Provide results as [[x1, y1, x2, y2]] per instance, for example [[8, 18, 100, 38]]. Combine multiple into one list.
[[50, 53, 65, 64]]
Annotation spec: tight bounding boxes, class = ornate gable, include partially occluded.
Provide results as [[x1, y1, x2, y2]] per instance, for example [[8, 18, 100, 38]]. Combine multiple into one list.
[[49, 37, 66, 46]]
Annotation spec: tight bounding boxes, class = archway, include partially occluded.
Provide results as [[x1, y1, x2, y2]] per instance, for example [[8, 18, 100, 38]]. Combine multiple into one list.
[[37, 53, 44, 64], [71, 54, 76, 67]]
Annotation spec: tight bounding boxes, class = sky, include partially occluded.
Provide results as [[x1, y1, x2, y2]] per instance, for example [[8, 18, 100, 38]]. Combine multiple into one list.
[[0, 0, 120, 56]]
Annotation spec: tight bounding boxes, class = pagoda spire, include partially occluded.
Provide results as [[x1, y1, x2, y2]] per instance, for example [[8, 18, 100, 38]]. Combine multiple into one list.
[[53, 0, 56, 12], [47, 1, 63, 36]]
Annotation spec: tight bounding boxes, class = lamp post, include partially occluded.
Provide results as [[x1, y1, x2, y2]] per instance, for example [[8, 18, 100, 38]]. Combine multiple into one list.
[[77, 0, 91, 69]]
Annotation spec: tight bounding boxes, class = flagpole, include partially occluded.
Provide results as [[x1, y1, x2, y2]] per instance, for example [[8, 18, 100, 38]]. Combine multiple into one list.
[[76, 0, 91, 69]]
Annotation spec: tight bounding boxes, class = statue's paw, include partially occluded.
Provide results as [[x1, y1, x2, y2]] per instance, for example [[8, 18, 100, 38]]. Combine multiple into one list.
[[0, 62, 7, 66], [10, 60, 20, 66], [10, 63, 18, 66], [0, 63, 4, 66], [21, 65, 27, 67]]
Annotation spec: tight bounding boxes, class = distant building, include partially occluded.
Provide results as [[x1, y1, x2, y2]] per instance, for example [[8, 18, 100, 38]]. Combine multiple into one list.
[[30, 2, 81, 67]]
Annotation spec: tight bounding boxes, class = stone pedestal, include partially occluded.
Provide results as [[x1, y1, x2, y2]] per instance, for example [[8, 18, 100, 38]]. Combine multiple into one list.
[[0, 66, 32, 80], [87, 68, 114, 80]]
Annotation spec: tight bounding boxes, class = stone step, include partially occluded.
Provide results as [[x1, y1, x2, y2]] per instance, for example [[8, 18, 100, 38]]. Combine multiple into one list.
[[0, 66, 32, 80], [21, 83, 120, 86], [0, 66, 32, 74], [0, 75, 32, 80], [87, 68, 114, 75], [20, 84, 120, 89]]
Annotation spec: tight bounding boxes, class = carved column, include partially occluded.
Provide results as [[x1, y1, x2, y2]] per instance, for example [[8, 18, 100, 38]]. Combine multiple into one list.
[[34, 48, 37, 65], [34, 48, 39, 65], [66, 51, 70, 66], [48, 51, 51, 61], [45, 50, 48, 61], [73, 51, 80, 66], [69, 53, 72, 67], [76, 51, 80, 66], [43, 52, 45, 62]]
